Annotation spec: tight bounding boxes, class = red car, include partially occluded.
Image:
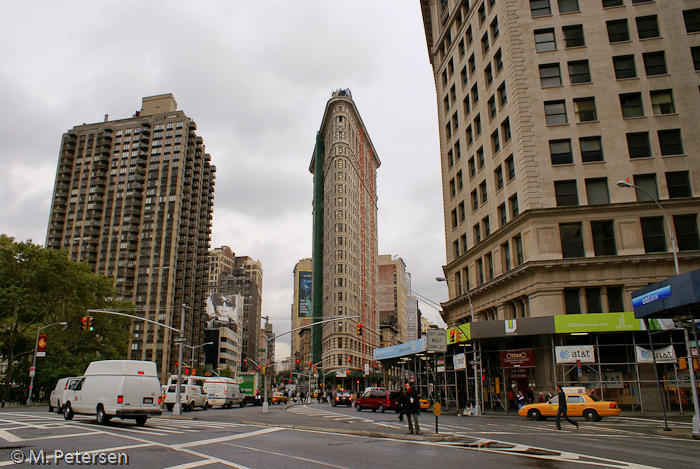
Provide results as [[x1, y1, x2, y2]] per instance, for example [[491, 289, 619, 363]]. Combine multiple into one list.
[[355, 390, 400, 413]]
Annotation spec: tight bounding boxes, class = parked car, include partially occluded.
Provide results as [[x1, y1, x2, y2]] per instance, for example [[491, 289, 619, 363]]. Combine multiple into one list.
[[203, 377, 244, 408], [49, 376, 81, 414], [163, 375, 208, 411], [355, 389, 400, 413], [332, 391, 352, 407], [271, 392, 288, 404], [518, 393, 622, 422], [62, 360, 162, 426]]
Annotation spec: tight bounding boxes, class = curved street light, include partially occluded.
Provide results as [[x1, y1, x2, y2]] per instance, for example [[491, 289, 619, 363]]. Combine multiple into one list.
[[436, 276, 481, 416], [616, 180, 679, 275]]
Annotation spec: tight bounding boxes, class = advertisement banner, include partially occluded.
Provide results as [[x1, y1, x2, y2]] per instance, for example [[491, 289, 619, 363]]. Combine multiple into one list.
[[555, 345, 595, 363], [298, 270, 312, 318], [453, 353, 466, 370], [499, 349, 534, 368], [553, 312, 643, 333], [37, 333, 47, 358], [635, 345, 677, 363]]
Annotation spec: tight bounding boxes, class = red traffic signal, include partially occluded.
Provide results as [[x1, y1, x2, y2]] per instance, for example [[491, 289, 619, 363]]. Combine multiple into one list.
[[356, 323, 363, 336], [450, 329, 456, 341]]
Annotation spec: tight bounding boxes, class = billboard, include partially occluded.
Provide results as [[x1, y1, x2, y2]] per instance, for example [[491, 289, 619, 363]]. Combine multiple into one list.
[[206, 293, 241, 331], [499, 349, 534, 368], [298, 270, 312, 318]]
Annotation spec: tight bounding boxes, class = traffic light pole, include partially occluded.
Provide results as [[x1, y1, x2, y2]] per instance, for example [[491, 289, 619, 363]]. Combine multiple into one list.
[[86, 307, 188, 416]]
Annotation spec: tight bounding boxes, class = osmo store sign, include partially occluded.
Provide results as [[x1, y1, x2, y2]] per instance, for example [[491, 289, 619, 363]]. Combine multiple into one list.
[[555, 345, 595, 364]]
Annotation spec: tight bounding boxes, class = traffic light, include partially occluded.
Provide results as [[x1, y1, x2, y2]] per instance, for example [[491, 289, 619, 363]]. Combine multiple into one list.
[[88, 316, 94, 331], [347, 356, 351, 362], [450, 329, 456, 341], [356, 323, 363, 336], [308, 362, 312, 369], [81, 316, 88, 331]]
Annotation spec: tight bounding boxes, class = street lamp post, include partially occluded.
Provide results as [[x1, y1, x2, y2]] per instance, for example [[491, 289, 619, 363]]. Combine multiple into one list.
[[617, 181, 678, 432], [27, 322, 67, 405], [616, 180, 679, 275], [436, 277, 481, 416], [184, 342, 213, 368], [173, 304, 190, 417]]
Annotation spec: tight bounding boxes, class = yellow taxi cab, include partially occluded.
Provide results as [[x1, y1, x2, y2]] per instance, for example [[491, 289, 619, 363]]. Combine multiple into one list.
[[417, 395, 430, 411], [271, 392, 288, 404], [518, 393, 621, 422]]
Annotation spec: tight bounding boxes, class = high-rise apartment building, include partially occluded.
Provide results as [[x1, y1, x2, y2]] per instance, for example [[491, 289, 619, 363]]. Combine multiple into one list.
[[45, 94, 215, 379], [208, 245, 236, 294], [310, 89, 381, 386], [217, 255, 263, 366], [378, 255, 409, 343], [421, 1, 700, 326]]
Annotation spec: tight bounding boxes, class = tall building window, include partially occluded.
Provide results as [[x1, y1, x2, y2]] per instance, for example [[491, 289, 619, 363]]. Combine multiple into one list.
[[683, 9, 700, 33], [650, 90, 675, 115], [586, 288, 603, 313], [585, 178, 610, 205], [491, 18, 500, 39], [488, 96, 497, 119], [483, 216, 491, 237], [498, 82, 507, 106], [563, 25, 585, 48], [509, 194, 519, 217], [535, 28, 556, 52], [474, 224, 482, 244], [545, 100, 567, 125], [627, 132, 651, 158], [633, 173, 659, 202], [554, 180, 579, 206], [491, 129, 500, 154], [476, 258, 484, 285], [457, 170, 464, 191], [658, 129, 683, 156], [607, 19, 630, 43], [475, 114, 482, 135], [530, 0, 552, 18], [469, 156, 476, 178], [495, 165, 504, 191], [477, 146, 485, 168], [514, 234, 524, 265], [502, 242, 512, 271], [539, 63, 562, 88], [564, 289, 581, 315], [558, 0, 579, 13], [666, 171, 691, 199], [479, 180, 488, 204], [674, 215, 700, 251], [481, 32, 490, 56], [692, 47, 700, 71], [580, 136, 604, 162], [501, 117, 511, 143], [613, 55, 637, 79], [620, 93, 644, 118], [641, 217, 667, 253], [471, 190, 479, 211], [494, 49, 504, 73], [498, 203, 507, 226], [643, 51, 667, 76], [603, 0, 623, 7], [560, 223, 584, 258], [607, 286, 625, 312], [549, 139, 573, 165], [574, 97, 597, 122], [505, 155, 515, 181], [636, 15, 660, 39], [591, 220, 616, 256]]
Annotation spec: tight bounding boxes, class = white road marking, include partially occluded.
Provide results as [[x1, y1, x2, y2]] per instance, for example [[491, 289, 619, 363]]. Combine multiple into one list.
[[174, 426, 284, 449]]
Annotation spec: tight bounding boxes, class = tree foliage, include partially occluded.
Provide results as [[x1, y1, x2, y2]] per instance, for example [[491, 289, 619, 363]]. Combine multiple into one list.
[[0, 235, 134, 402]]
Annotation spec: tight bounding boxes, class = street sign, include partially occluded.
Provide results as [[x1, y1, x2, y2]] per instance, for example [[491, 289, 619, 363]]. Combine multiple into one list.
[[29, 366, 36, 378], [433, 401, 442, 416], [174, 337, 187, 343], [426, 329, 447, 352]]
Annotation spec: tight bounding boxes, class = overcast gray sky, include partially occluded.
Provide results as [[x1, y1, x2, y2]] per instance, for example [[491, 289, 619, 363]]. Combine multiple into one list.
[[0, 1, 448, 359]]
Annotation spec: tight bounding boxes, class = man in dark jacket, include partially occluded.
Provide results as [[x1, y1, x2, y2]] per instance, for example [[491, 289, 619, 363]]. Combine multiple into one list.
[[555, 385, 579, 430], [404, 384, 422, 434]]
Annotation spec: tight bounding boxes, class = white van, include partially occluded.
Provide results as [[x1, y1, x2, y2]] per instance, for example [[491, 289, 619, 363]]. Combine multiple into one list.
[[49, 376, 81, 414], [203, 377, 245, 408], [63, 360, 162, 426], [163, 375, 208, 411]]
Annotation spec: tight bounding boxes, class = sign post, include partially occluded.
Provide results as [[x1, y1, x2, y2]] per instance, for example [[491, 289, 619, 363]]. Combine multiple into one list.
[[433, 401, 441, 434]]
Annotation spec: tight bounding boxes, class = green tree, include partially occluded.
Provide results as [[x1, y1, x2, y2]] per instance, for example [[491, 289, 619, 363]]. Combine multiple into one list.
[[0, 235, 134, 402]]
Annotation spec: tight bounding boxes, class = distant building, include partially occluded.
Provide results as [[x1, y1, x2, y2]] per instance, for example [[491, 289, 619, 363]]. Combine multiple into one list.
[[405, 274, 419, 341], [203, 292, 243, 374], [291, 258, 313, 370], [378, 255, 410, 343], [214, 251, 263, 369], [310, 89, 381, 390], [45, 93, 215, 380]]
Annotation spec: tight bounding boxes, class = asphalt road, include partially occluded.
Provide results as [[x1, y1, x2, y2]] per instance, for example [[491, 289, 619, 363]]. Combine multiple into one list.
[[0, 404, 697, 468]]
